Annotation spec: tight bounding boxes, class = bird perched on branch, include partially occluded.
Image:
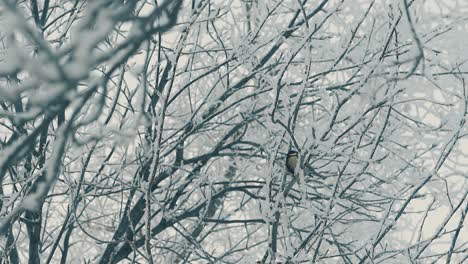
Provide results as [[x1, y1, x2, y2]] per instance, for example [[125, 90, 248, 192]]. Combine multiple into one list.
[[285, 150, 326, 179], [286, 150, 299, 174]]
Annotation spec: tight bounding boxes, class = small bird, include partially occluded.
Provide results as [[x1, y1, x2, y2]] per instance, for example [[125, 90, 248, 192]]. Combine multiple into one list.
[[286, 150, 299, 174], [285, 150, 326, 179]]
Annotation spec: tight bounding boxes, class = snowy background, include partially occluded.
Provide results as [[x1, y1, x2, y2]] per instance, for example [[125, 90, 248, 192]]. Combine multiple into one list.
[[0, 0, 467, 263]]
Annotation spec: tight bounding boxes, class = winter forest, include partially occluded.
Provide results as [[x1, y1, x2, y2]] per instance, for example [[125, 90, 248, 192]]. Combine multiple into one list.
[[0, 0, 467, 263]]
